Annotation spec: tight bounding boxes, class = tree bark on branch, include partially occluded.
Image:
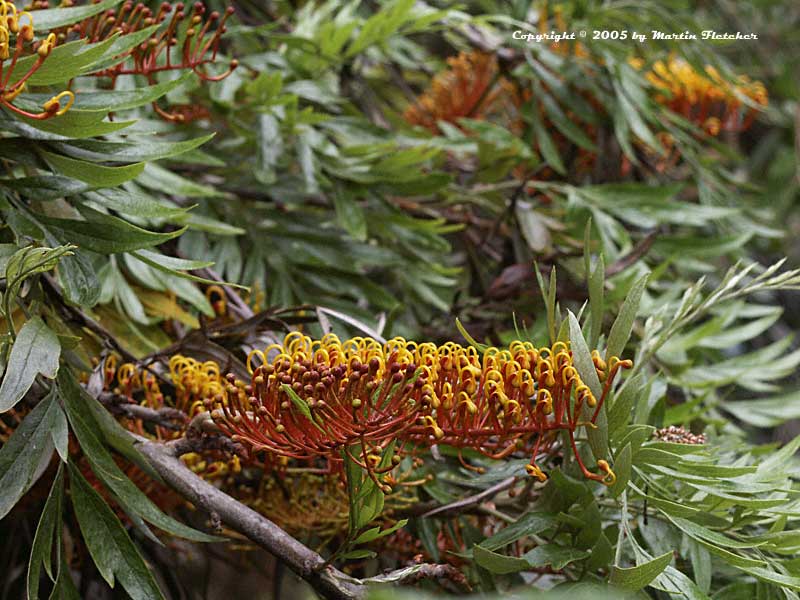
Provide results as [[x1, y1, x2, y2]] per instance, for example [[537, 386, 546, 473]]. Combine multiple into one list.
[[135, 437, 473, 599], [135, 438, 367, 600]]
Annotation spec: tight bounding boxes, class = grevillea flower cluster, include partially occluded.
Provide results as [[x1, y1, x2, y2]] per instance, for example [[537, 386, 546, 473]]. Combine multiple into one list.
[[403, 51, 522, 135], [636, 56, 767, 136], [404, 339, 631, 484], [211, 333, 426, 491], [209, 333, 633, 487], [0, 0, 74, 119], [32, 0, 237, 121], [50, 1, 238, 80], [111, 355, 243, 478], [102, 353, 418, 538], [94, 332, 635, 545], [404, 47, 767, 185]]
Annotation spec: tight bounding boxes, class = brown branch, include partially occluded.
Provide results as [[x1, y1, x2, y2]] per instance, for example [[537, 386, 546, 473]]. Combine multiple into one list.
[[366, 563, 471, 593], [135, 436, 468, 600], [136, 437, 468, 598], [421, 476, 516, 518], [98, 392, 188, 430], [605, 229, 659, 277], [135, 437, 367, 600]]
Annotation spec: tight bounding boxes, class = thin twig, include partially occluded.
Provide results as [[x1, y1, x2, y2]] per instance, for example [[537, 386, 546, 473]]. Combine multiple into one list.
[[98, 392, 188, 431], [365, 563, 471, 593], [421, 476, 516, 518], [606, 229, 659, 277]]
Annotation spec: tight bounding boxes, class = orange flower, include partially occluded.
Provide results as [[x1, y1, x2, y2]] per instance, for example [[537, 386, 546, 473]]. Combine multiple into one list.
[[635, 56, 767, 134], [0, 0, 75, 119], [404, 51, 522, 134]]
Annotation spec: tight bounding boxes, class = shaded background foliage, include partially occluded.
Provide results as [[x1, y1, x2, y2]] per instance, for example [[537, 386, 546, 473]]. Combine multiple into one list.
[[1, 0, 800, 599]]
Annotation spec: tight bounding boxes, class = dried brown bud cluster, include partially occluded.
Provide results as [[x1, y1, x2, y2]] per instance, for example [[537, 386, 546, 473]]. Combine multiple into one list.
[[654, 425, 707, 445]]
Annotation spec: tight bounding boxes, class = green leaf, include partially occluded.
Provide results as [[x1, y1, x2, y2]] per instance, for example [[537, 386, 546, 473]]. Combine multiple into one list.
[[568, 311, 607, 459], [523, 545, 590, 570], [60, 373, 219, 542], [3, 245, 73, 300], [0, 390, 58, 518], [353, 519, 408, 544], [24, 73, 192, 112], [455, 317, 489, 352], [68, 462, 166, 600], [356, 482, 383, 531], [58, 250, 101, 307], [57, 369, 160, 480], [333, 188, 367, 241], [665, 516, 765, 568], [740, 567, 800, 591], [47, 557, 81, 600], [53, 135, 214, 164], [580, 184, 735, 229], [481, 512, 556, 551], [0, 109, 132, 140], [176, 212, 245, 236], [723, 390, 800, 427], [130, 250, 247, 290], [588, 254, 605, 349], [688, 540, 712, 593], [83, 188, 189, 220], [345, 0, 415, 57], [343, 441, 393, 533], [254, 113, 281, 185], [587, 533, 615, 572], [49, 395, 69, 463], [473, 544, 530, 574], [137, 163, 221, 198], [608, 443, 631, 498], [353, 526, 381, 545], [43, 151, 144, 188], [608, 374, 643, 438], [517, 201, 551, 253], [78, 25, 160, 74], [535, 263, 558, 344], [281, 383, 324, 433], [539, 89, 597, 151], [0, 175, 90, 199], [610, 551, 673, 591], [28, 464, 64, 600], [529, 104, 566, 175], [31, 0, 122, 29], [341, 549, 377, 560], [130, 250, 211, 271], [606, 274, 648, 362], [10, 37, 118, 86], [0, 317, 60, 412], [34, 208, 184, 255]]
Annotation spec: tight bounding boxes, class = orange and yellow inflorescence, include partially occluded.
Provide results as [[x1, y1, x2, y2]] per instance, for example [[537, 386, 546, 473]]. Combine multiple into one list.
[[636, 56, 767, 136], [207, 333, 632, 487], [95, 333, 634, 543], [404, 51, 522, 135], [404, 46, 767, 182], [0, 0, 74, 119], [34, 0, 239, 122], [48, 1, 239, 83]]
